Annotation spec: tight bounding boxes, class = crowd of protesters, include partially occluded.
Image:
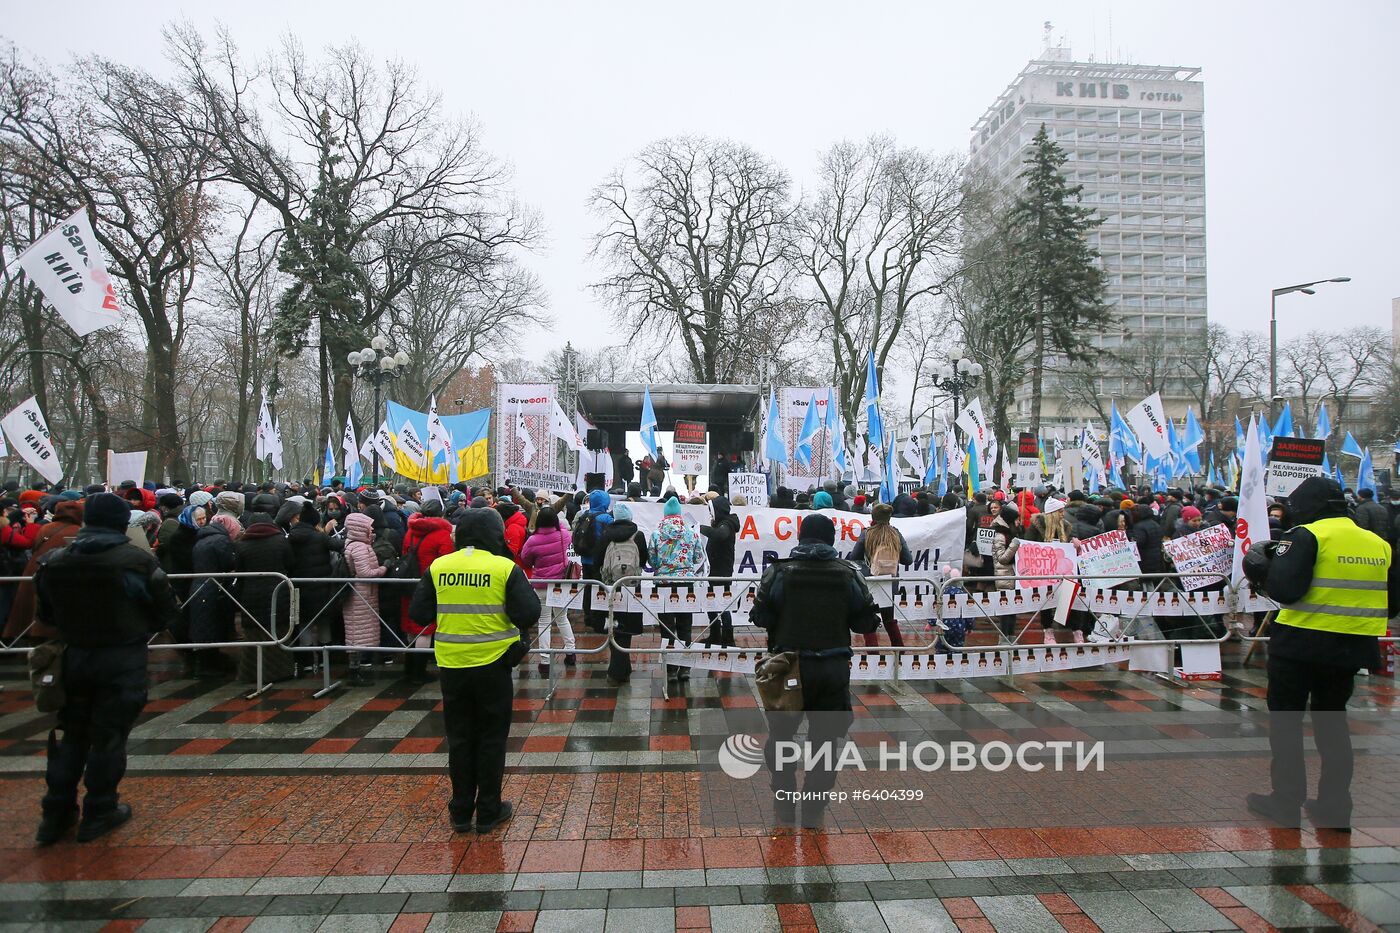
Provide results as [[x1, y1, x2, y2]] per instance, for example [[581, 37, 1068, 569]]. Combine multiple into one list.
[[2, 469, 1397, 687]]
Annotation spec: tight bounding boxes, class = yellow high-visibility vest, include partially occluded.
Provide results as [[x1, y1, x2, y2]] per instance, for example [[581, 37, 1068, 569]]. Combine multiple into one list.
[[1275, 516, 1391, 637], [429, 546, 519, 668]]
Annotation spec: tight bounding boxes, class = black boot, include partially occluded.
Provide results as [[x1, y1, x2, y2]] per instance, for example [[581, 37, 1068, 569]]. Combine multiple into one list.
[[77, 803, 132, 843], [35, 806, 78, 846]]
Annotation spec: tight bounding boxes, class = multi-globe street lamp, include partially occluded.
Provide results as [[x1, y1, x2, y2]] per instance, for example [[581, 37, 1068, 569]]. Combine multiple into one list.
[[347, 337, 410, 480], [932, 348, 984, 445]]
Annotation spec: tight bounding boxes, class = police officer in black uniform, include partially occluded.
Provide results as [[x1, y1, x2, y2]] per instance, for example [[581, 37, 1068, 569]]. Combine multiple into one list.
[[33, 493, 179, 845], [1244, 477, 1399, 830], [751, 513, 878, 826]]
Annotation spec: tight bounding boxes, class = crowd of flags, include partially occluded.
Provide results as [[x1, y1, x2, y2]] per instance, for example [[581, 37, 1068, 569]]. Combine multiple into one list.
[[748, 352, 1397, 505]]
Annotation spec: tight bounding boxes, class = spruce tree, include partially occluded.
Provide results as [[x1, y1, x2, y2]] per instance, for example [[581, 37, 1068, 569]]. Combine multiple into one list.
[[1009, 124, 1110, 434]]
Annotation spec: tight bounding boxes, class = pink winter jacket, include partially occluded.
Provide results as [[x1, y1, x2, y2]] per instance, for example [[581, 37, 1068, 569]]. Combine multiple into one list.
[[520, 525, 572, 580], [342, 512, 386, 648]]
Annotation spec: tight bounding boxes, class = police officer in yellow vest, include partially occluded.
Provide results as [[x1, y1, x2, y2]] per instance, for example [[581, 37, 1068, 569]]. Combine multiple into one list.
[[409, 507, 539, 833], [1244, 476, 1398, 830]]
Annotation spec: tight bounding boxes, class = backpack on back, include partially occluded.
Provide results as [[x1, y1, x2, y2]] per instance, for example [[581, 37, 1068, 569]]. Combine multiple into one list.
[[869, 538, 900, 576], [601, 536, 641, 585]]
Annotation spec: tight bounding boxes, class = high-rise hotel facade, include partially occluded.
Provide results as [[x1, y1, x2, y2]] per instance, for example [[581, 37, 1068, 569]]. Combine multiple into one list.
[[968, 44, 1206, 428]]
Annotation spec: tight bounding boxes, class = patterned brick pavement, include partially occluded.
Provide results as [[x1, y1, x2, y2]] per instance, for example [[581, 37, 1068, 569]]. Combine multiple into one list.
[[1, 642, 1399, 932]]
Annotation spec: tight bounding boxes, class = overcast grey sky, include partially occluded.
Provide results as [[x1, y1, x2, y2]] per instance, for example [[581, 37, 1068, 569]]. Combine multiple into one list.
[[7, 0, 1397, 359]]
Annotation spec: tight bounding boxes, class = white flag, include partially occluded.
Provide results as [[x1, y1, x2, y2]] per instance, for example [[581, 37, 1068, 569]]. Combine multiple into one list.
[[396, 420, 427, 469], [1125, 392, 1171, 459], [106, 450, 147, 488], [426, 395, 452, 472], [901, 431, 926, 480], [341, 412, 360, 473], [515, 403, 537, 467], [1232, 415, 1270, 589], [14, 208, 124, 337], [943, 422, 963, 477], [269, 416, 284, 470], [359, 434, 375, 462], [955, 398, 991, 460], [372, 420, 396, 466], [0, 396, 64, 484], [256, 392, 277, 462], [551, 401, 584, 451], [863, 440, 883, 482]]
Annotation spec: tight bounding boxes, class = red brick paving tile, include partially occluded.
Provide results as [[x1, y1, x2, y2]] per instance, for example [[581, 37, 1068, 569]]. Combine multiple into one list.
[[1034, 828, 1112, 857], [389, 915, 432, 933], [520, 840, 586, 873], [582, 838, 644, 872], [1286, 884, 1333, 906], [142, 698, 186, 712], [644, 837, 704, 870], [361, 698, 403, 711], [71, 845, 172, 880], [1089, 826, 1166, 854], [391, 738, 442, 755], [97, 921, 144, 932], [211, 699, 257, 712], [137, 845, 231, 879], [400, 841, 470, 874], [266, 842, 350, 877], [776, 903, 815, 925], [1195, 887, 1243, 909], [981, 828, 1055, 859], [1036, 893, 1081, 915], [927, 830, 997, 861], [172, 737, 231, 755], [579, 697, 615, 710], [288, 700, 330, 712], [869, 831, 939, 864], [497, 911, 537, 932], [816, 833, 882, 865], [1218, 907, 1279, 933], [1058, 914, 1103, 933], [1104, 699, 1149, 712], [333, 842, 408, 875], [513, 698, 544, 711], [701, 836, 763, 869], [718, 695, 757, 708], [520, 736, 566, 753], [857, 692, 897, 706], [1147, 826, 1223, 852], [5, 846, 109, 882], [229, 710, 279, 724], [781, 926, 818, 933], [536, 710, 575, 723], [207, 920, 255, 933], [760, 834, 825, 867], [941, 898, 984, 919], [204, 844, 291, 878], [677, 906, 711, 927], [648, 735, 692, 751], [458, 840, 527, 874], [955, 919, 997, 933], [305, 738, 358, 755]]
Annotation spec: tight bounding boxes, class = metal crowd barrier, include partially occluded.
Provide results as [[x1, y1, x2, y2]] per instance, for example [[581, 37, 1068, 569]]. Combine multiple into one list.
[[0, 572, 294, 699], [278, 576, 610, 701]]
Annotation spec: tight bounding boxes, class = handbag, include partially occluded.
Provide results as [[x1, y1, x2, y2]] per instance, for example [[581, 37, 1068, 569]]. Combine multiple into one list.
[[754, 650, 803, 712], [29, 640, 66, 713]]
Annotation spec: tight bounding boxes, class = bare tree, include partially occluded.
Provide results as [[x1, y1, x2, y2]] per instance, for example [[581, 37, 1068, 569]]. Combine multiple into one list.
[[590, 136, 795, 384], [797, 137, 964, 444]]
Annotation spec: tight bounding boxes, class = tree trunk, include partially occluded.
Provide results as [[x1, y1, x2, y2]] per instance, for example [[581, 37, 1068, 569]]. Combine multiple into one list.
[[1029, 298, 1046, 436], [148, 343, 190, 483]]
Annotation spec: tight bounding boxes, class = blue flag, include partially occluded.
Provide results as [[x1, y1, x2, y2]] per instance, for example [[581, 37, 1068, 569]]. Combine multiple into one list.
[[1394, 436, 1400, 456], [1182, 408, 1205, 451], [1358, 448, 1375, 493], [1258, 416, 1273, 463], [795, 392, 821, 468], [1207, 451, 1220, 487], [1271, 401, 1294, 440], [762, 388, 787, 464], [1234, 416, 1247, 462], [864, 352, 884, 447], [1110, 400, 1141, 463], [935, 441, 948, 497], [1322, 452, 1330, 475], [923, 429, 940, 486], [322, 438, 336, 484], [1315, 402, 1332, 441], [1341, 431, 1363, 458], [825, 387, 848, 475], [881, 432, 898, 504], [1333, 458, 1346, 489], [639, 385, 658, 459]]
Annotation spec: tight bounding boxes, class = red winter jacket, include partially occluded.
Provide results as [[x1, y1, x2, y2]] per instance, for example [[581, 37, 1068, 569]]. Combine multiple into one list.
[[1, 520, 42, 553], [502, 508, 527, 562], [399, 513, 456, 638]]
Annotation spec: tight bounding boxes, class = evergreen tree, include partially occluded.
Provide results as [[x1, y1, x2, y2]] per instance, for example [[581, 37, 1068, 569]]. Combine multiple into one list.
[[272, 108, 364, 442], [1009, 124, 1110, 434]]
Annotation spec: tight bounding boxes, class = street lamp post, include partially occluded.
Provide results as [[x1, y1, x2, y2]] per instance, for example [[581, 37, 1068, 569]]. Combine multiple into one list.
[[347, 336, 410, 482], [1270, 277, 1350, 423], [931, 348, 984, 445]]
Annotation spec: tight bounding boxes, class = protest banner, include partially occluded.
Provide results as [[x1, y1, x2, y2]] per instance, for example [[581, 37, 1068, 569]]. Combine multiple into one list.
[[1074, 530, 1140, 587], [671, 420, 707, 475], [106, 450, 148, 488], [727, 472, 767, 506], [502, 466, 576, 493], [1014, 540, 1077, 589], [1125, 391, 1171, 459], [494, 383, 554, 480], [1, 396, 64, 484], [1163, 523, 1233, 591], [1265, 436, 1326, 497], [624, 502, 967, 578], [1060, 446, 1084, 492], [1015, 432, 1040, 487]]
